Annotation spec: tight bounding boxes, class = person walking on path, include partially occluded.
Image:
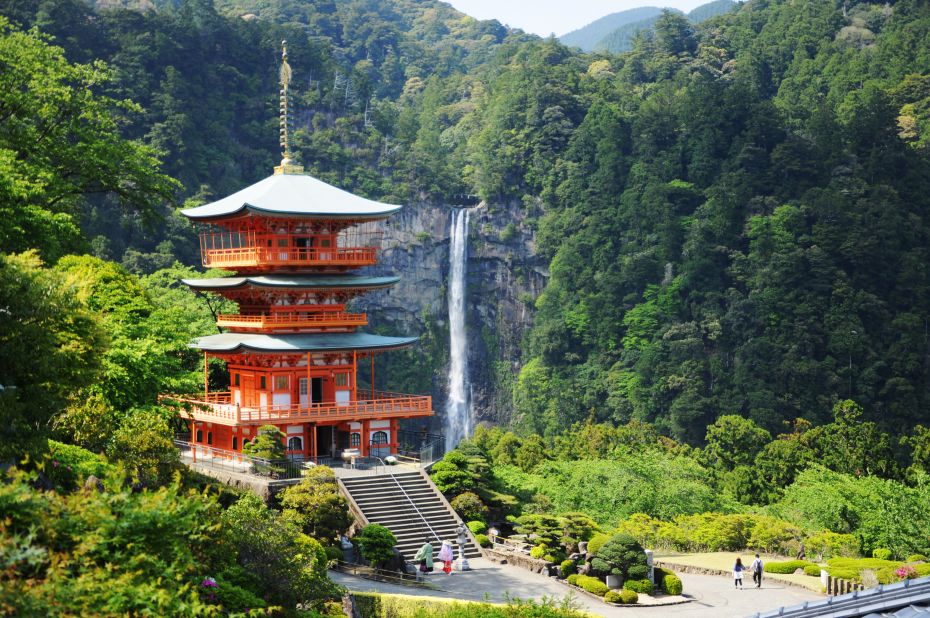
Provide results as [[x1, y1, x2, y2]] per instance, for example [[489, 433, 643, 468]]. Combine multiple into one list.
[[750, 554, 764, 588], [733, 557, 745, 589], [438, 540, 455, 575], [414, 542, 434, 580]]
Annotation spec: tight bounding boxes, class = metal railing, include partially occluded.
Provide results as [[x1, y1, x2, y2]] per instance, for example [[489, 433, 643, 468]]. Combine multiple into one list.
[[171, 392, 432, 425], [202, 245, 378, 268], [174, 439, 329, 480], [396, 430, 445, 468]]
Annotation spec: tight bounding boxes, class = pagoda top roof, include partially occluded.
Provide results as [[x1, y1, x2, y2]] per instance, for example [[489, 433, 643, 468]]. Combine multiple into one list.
[[182, 275, 400, 291], [181, 172, 403, 222], [191, 332, 417, 354]]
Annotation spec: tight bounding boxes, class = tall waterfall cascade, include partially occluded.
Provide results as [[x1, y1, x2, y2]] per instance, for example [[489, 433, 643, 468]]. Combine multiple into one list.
[[445, 208, 471, 451]]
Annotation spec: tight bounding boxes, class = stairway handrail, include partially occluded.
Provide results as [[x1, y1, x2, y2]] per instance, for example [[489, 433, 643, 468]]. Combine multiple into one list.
[[382, 466, 442, 547]]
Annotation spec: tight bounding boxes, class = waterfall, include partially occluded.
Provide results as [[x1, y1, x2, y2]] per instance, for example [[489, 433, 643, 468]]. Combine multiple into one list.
[[445, 208, 471, 452]]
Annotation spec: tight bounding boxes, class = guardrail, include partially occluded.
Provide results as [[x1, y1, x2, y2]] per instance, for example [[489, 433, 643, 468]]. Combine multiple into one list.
[[216, 311, 368, 330], [174, 439, 331, 480]]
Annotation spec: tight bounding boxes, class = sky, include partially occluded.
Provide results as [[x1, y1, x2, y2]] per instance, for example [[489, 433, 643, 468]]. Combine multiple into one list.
[[444, 0, 712, 38]]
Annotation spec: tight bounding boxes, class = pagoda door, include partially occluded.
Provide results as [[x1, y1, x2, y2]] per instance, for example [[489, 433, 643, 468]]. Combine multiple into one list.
[[299, 378, 308, 406], [242, 374, 255, 406]]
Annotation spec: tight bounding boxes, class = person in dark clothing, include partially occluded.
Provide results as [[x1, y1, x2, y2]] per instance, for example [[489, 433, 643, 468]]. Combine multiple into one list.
[[750, 554, 763, 588]]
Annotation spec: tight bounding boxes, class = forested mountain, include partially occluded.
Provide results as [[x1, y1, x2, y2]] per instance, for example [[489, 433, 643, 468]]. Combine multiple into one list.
[[593, 0, 738, 53], [4, 0, 930, 449], [559, 6, 665, 51]]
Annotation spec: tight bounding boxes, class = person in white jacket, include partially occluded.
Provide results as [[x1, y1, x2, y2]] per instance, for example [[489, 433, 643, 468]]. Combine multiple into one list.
[[750, 554, 764, 588], [438, 540, 455, 575]]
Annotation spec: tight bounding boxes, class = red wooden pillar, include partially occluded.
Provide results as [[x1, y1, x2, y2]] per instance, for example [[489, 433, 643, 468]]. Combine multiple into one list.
[[190, 420, 197, 462], [361, 419, 370, 457], [390, 418, 399, 454]]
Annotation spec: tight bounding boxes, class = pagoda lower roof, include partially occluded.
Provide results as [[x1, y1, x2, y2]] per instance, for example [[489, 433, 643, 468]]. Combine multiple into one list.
[[180, 172, 403, 222], [182, 275, 400, 291], [191, 332, 417, 354]]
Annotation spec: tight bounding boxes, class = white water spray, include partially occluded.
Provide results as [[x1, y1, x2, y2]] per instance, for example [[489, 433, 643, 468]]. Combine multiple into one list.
[[445, 208, 471, 451]]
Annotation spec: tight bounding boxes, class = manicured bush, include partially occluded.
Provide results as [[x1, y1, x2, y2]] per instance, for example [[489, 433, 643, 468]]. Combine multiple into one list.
[[530, 544, 548, 560], [662, 574, 683, 595], [826, 567, 860, 581], [354, 524, 397, 568], [566, 574, 580, 586], [351, 591, 591, 616], [450, 492, 488, 522], [908, 554, 928, 563], [827, 557, 900, 571], [603, 590, 623, 603], [586, 532, 611, 556], [475, 533, 491, 548], [764, 560, 815, 574], [325, 546, 343, 562], [805, 531, 859, 559], [591, 534, 648, 581], [627, 564, 650, 580], [873, 548, 893, 560], [619, 590, 639, 604], [576, 575, 610, 596], [623, 578, 653, 594], [560, 559, 576, 579], [803, 564, 822, 577], [467, 520, 488, 535]]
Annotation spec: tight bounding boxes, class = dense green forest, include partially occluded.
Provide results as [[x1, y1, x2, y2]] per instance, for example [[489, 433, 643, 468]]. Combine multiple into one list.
[[3, 0, 930, 611]]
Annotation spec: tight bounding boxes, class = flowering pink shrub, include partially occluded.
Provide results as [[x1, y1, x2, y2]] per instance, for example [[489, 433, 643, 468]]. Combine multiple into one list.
[[895, 566, 918, 580]]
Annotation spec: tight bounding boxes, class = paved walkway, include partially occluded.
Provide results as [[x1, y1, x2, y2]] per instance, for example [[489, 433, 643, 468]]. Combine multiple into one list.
[[330, 558, 821, 618]]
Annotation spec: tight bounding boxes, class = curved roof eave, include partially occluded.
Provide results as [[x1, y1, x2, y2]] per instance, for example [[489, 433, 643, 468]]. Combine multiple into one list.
[[189, 332, 418, 354], [181, 275, 401, 291]]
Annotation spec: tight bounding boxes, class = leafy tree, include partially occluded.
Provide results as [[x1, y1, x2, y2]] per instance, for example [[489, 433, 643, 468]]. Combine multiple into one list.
[[702, 415, 772, 471], [450, 491, 488, 522], [431, 450, 477, 495], [106, 407, 179, 486], [515, 434, 549, 472], [279, 466, 352, 543], [590, 533, 649, 580], [243, 425, 286, 460], [354, 524, 397, 568]]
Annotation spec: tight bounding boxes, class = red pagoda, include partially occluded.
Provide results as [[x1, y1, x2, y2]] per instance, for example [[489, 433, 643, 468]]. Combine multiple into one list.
[[177, 44, 431, 460]]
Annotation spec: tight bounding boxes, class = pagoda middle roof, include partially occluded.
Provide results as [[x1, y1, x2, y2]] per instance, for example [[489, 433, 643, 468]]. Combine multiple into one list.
[[191, 332, 417, 353], [180, 172, 403, 221], [182, 275, 400, 291]]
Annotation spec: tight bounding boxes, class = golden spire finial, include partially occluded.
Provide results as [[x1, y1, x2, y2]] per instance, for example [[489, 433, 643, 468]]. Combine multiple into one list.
[[275, 40, 302, 175]]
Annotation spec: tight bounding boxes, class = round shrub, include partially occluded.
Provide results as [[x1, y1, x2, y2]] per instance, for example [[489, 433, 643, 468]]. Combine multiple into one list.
[[623, 578, 654, 594], [475, 533, 491, 548], [591, 534, 649, 581], [764, 560, 815, 574], [586, 532, 611, 556], [560, 559, 576, 579], [576, 574, 610, 596], [619, 589, 639, 604], [604, 590, 623, 603], [872, 548, 892, 560], [530, 544, 548, 560], [803, 564, 823, 577], [567, 574, 580, 586], [826, 567, 860, 581], [324, 546, 343, 562], [467, 520, 488, 535], [353, 524, 397, 568], [662, 574, 683, 595], [450, 492, 488, 522], [907, 554, 927, 563]]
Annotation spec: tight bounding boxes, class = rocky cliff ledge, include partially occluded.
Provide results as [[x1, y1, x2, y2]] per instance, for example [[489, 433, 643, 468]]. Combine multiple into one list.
[[356, 201, 547, 429]]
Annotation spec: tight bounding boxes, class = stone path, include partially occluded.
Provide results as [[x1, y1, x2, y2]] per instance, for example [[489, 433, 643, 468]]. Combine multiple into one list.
[[330, 558, 821, 618]]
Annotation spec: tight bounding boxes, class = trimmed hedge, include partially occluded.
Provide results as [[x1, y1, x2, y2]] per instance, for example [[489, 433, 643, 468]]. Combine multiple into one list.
[[623, 579, 653, 594], [352, 592, 591, 617], [586, 533, 611, 556], [907, 554, 927, 563], [764, 560, 815, 574], [872, 548, 892, 560], [475, 534, 491, 548], [559, 559, 576, 579], [603, 590, 622, 603], [803, 564, 822, 577], [655, 566, 684, 595], [566, 574, 579, 586], [467, 521, 488, 535], [619, 590, 639, 604], [826, 568, 860, 581], [575, 575, 610, 596], [530, 545, 548, 560]]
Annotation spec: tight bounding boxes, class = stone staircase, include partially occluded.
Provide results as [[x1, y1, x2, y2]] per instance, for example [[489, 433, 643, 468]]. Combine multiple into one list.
[[339, 470, 482, 562]]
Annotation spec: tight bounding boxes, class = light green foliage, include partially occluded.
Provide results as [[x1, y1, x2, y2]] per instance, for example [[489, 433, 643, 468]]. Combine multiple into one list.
[[515, 434, 550, 472], [223, 492, 338, 612], [591, 534, 649, 580], [873, 548, 893, 560], [574, 575, 610, 596], [354, 524, 398, 568], [702, 415, 772, 471], [764, 560, 816, 574], [566, 574, 580, 586], [623, 579, 653, 594], [603, 590, 623, 604], [657, 568, 683, 595], [467, 520, 488, 535], [618, 589, 639, 604], [908, 554, 928, 562], [45, 440, 113, 491], [490, 432, 523, 466], [804, 531, 859, 560], [513, 514, 564, 548], [105, 408, 179, 486], [450, 491, 488, 522], [586, 533, 612, 557], [475, 534, 491, 548], [351, 591, 592, 617], [559, 559, 576, 578], [279, 466, 352, 543], [804, 564, 822, 576], [530, 544, 548, 560]]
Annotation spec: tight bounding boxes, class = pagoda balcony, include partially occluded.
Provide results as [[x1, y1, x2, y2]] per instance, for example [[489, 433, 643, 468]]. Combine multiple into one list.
[[172, 391, 432, 425], [198, 230, 382, 270], [215, 311, 368, 331]]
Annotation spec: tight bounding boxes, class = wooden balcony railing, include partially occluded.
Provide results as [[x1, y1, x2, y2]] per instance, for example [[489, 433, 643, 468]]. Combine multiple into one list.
[[216, 312, 368, 331], [172, 391, 432, 425], [202, 246, 378, 269]]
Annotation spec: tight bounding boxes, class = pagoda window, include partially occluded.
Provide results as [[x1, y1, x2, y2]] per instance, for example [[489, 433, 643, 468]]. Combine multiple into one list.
[[260, 376, 267, 390], [372, 431, 388, 446], [232, 437, 238, 451], [234, 373, 240, 387], [334, 372, 349, 387], [196, 429, 203, 443], [350, 433, 361, 447], [287, 436, 303, 451], [207, 432, 213, 445], [274, 375, 288, 391]]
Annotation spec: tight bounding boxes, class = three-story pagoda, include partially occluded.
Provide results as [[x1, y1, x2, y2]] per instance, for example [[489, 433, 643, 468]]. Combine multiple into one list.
[[178, 44, 431, 460]]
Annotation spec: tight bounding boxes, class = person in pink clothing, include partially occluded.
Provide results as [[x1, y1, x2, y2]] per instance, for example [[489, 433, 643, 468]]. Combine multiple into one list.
[[438, 540, 454, 575]]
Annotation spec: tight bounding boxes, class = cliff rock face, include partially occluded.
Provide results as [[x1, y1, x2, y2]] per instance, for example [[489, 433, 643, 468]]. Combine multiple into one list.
[[356, 202, 547, 429]]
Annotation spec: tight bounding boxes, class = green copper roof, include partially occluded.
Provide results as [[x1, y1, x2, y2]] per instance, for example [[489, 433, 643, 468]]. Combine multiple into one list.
[[181, 173, 402, 221], [191, 332, 417, 353], [182, 275, 400, 291]]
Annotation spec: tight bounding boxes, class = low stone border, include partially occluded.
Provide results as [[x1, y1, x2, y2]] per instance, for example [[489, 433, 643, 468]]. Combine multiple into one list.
[[654, 560, 819, 593], [484, 547, 551, 574], [554, 579, 691, 607]]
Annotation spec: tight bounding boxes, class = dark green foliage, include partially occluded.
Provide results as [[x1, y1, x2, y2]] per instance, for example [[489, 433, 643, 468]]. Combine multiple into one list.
[[764, 560, 816, 574], [450, 491, 488, 522], [574, 574, 610, 596], [279, 466, 352, 543], [354, 524, 398, 568], [623, 578, 654, 594], [590, 534, 648, 580], [657, 568, 683, 595]]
